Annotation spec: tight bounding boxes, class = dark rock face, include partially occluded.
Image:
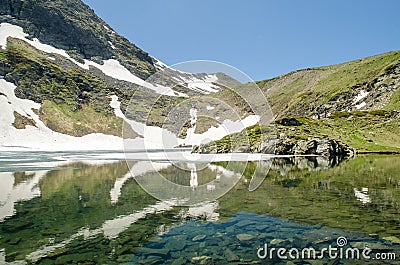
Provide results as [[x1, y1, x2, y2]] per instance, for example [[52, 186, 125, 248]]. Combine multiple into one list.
[[0, 61, 12, 76], [275, 136, 355, 158], [278, 117, 302, 126], [0, 0, 156, 79], [265, 132, 355, 158], [2, 0, 112, 58]]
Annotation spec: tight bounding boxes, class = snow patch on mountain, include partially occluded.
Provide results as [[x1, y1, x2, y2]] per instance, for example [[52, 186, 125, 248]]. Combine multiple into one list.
[[0, 23, 72, 59], [108, 41, 116, 49], [110, 95, 179, 149], [182, 114, 260, 146], [183, 108, 198, 145], [353, 90, 369, 103], [153, 59, 168, 70], [186, 75, 219, 93], [1, 23, 226, 97], [112, 95, 260, 148], [355, 101, 366, 110], [92, 59, 186, 97], [0, 23, 30, 48], [171, 72, 220, 94], [206, 105, 215, 111]]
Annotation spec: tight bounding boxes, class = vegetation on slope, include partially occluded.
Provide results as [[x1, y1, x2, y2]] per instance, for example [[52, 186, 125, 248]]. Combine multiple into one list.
[[257, 51, 400, 117], [194, 50, 399, 121], [1, 38, 124, 137], [279, 111, 400, 153], [39, 101, 123, 137], [198, 51, 400, 154], [197, 110, 400, 154]]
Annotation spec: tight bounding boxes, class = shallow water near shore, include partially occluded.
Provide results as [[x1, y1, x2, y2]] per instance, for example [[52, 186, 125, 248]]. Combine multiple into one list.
[[0, 152, 400, 264]]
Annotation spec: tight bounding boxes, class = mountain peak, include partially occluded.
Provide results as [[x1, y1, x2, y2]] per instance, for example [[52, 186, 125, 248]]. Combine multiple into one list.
[[0, 0, 156, 79]]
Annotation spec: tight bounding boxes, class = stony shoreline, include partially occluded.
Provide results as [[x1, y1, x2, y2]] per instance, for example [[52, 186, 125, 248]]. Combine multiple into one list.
[[193, 133, 356, 159]]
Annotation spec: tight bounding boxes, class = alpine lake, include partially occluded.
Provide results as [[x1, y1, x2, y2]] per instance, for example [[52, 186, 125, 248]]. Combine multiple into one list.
[[1, 151, 400, 265]]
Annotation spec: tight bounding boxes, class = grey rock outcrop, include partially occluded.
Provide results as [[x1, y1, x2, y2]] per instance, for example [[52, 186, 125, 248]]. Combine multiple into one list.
[[274, 136, 355, 158], [193, 134, 355, 159]]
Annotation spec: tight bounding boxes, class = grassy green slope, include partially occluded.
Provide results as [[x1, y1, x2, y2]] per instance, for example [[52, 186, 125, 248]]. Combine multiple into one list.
[[281, 111, 400, 153], [257, 50, 400, 117], [200, 51, 400, 153]]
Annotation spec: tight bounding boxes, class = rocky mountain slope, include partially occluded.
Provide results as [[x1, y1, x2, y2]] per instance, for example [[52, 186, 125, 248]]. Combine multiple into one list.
[[0, 0, 155, 79], [260, 51, 400, 118], [0, 0, 246, 151]]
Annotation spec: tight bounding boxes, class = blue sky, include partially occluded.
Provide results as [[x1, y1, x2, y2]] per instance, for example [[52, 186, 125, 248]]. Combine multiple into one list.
[[82, 0, 400, 81]]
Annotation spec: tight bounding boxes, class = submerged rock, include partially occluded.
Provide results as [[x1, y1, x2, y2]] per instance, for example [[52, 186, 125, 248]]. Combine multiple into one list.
[[224, 249, 240, 262], [235, 220, 255, 228], [236, 233, 255, 242], [383, 236, 400, 244], [192, 235, 207, 242], [165, 239, 187, 251], [191, 255, 212, 264], [352, 241, 393, 251], [141, 255, 164, 265], [138, 247, 169, 257], [269, 238, 287, 246], [171, 257, 188, 265]]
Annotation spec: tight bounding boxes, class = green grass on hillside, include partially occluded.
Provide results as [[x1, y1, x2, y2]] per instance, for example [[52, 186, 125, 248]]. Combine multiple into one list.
[[201, 51, 400, 154], [0, 49, 7, 61], [206, 110, 400, 153], [310, 52, 400, 101], [278, 111, 400, 152], [40, 100, 123, 137], [387, 89, 400, 110], [254, 51, 400, 117]]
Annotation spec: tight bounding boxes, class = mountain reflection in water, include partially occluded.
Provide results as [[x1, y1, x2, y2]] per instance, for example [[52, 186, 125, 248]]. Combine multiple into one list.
[[0, 152, 399, 264]]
